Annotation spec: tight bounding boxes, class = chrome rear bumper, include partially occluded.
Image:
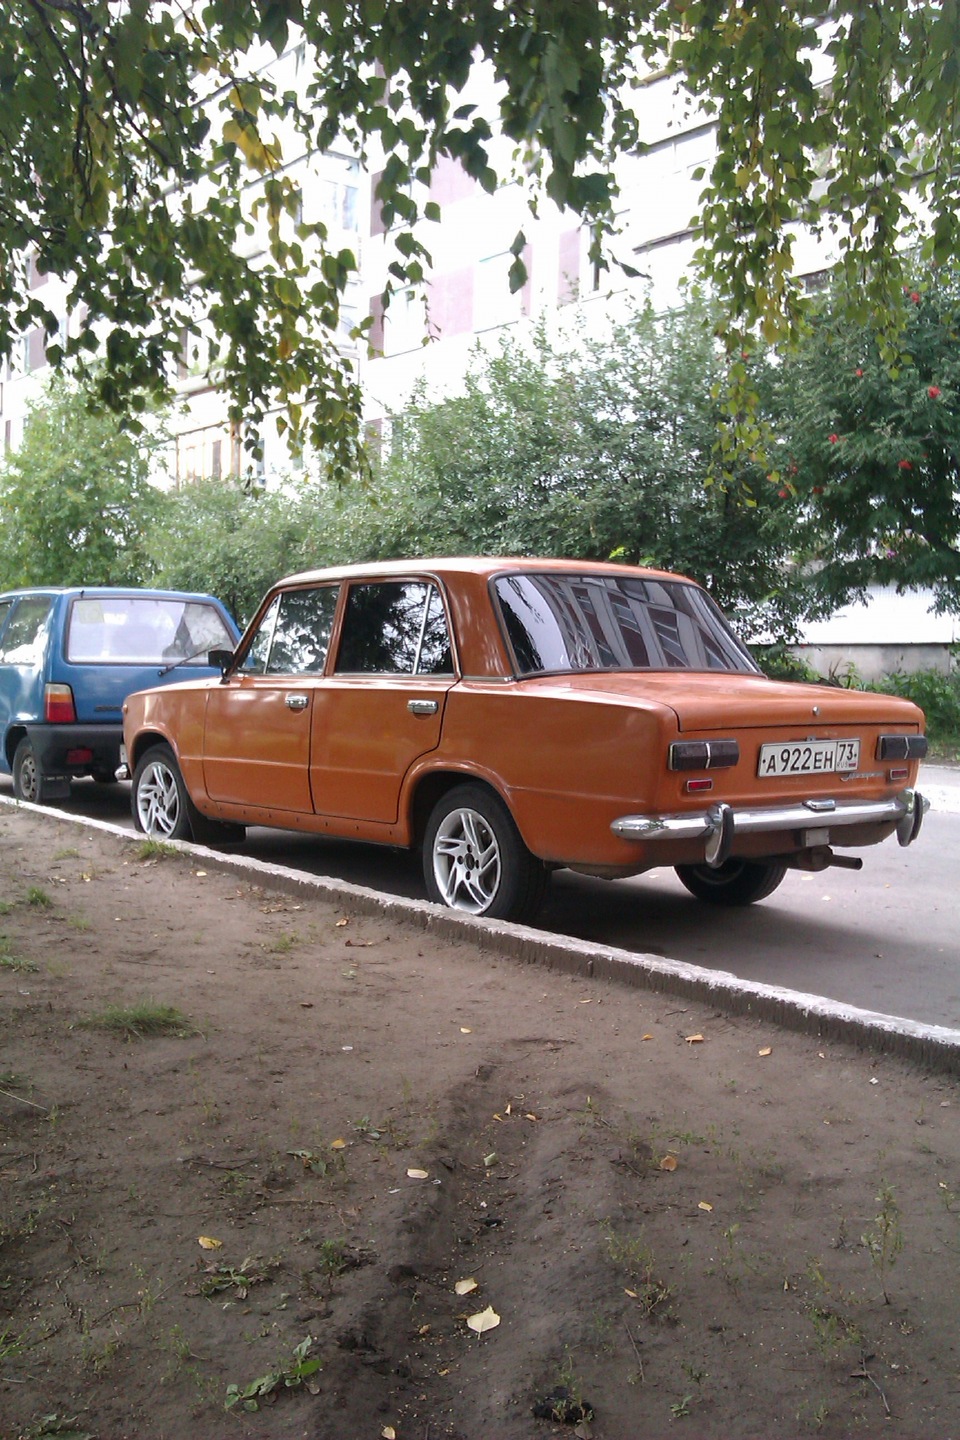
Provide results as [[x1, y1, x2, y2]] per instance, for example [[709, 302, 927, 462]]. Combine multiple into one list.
[[611, 789, 928, 867]]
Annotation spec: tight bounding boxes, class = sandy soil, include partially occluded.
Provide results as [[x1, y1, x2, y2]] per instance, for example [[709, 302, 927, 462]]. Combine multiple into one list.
[[0, 804, 958, 1440]]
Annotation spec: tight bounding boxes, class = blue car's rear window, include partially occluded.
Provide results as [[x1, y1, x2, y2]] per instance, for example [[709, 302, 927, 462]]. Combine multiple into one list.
[[66, 597, 233, 664]]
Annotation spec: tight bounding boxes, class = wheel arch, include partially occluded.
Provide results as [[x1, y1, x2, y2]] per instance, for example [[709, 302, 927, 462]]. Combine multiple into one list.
[[128, 728, 176, 774], [4, 724, 26, 771], [407, 768, 512, 848]]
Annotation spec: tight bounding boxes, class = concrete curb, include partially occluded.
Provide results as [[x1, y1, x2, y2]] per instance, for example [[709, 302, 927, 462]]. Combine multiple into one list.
[[5, 794, 960, 1076]]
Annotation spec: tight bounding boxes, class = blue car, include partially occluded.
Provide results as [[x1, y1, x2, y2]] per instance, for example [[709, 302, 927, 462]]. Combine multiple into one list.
[[0, 587, 240, 803]]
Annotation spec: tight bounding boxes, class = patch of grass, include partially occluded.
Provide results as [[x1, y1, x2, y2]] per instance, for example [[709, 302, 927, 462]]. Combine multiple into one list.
[[224, 1336, 321, 1412], [197, 1256, 272, 1300], [602, 1223, 675, 1321], [26, 886, 52, 908], [0, 899, 13, 915], [53, 846, 81, 860], [78, 1000, 199, 1040], [862, 1179, 903, 1304], [134, 839, 178, 861], [17, 1416, 96, 1440], [0, 1323, 29, 1360], [0, 944, 38, 973]]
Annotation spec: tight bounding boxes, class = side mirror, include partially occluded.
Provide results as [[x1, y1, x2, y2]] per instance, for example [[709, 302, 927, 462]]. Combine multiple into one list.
[[208, 648, 235, 677]]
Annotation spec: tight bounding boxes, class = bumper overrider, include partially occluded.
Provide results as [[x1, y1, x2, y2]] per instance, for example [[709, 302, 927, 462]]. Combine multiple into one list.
[[611, 789, 929, 869]]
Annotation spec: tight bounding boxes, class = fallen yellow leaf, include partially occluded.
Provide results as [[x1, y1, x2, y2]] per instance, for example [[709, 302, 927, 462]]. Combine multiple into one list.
[[685, 1033, 705, 1044], [758, 1046, 773, 1057], [641, 1033, 654, 1041], [466, 1305, 501, 1335], [330, 1138, 347, 1149], [407, 1167, 429, 1180], [624, 1287, 638, 1298], [335, 917, 349, 927], [455, 1278, 478, 1296], [698, 1201, 713, 1212], [659, 1154, 678, 1172], [381, 1428, 396, 1439], [460, 1026, 472, 1034], [198, 1235, 222, 1250]]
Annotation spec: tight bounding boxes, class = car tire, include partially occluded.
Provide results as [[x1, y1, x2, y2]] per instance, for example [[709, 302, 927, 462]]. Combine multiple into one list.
[[423, 783, 549, 923], [674, 857, 788, 906], [12, 738, 43, 804], [131, 743, 194, 841]]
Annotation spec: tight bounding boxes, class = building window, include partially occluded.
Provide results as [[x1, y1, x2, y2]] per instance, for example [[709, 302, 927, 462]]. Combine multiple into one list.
[[475, 250, 530, 332]]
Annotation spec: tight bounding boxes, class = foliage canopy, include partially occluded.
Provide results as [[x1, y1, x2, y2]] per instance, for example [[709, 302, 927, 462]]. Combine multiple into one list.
[[0, 374, 163, 589], [3, 2, 958, 475]]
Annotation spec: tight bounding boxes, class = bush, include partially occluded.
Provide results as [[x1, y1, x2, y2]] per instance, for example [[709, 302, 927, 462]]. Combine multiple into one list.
[[869, 666, 960, 743], [752, 644, 822, 683]]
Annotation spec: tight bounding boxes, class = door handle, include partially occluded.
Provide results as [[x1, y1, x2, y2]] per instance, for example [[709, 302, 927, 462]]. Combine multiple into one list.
[[285, 694, 309, 711], [407, 698, 438, 716]]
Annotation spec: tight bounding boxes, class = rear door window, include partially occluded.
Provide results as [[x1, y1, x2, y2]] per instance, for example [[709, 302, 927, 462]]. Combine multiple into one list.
[[334, 582, 454, 675], [0, 596, 53, 665], [66, 597, 233, 664]]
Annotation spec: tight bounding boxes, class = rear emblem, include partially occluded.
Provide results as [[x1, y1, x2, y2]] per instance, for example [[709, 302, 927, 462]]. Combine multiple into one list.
[[812, 705, 820, 717]]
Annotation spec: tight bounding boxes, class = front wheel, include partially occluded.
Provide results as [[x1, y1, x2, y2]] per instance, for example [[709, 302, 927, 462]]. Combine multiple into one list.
[[675, 857, 788, 907], [423, 783, 548, 923], [131, 743, 193, 840]]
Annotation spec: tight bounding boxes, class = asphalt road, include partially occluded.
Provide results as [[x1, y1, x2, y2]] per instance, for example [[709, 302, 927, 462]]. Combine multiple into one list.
[[5, 765, 958, 1032]]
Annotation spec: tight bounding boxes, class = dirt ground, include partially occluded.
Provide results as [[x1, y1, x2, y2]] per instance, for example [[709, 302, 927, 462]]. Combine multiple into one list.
[[1, 805, 959, 1440]]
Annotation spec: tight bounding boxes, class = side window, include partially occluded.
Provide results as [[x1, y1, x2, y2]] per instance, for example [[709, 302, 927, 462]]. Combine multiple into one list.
[[0, 596, 52, 665], [265, 587, 339, 675], [335, 581, 453, 676], [0, 600, 13, 643], [418, 587, 454, 675], [244, 597, 280, 674]]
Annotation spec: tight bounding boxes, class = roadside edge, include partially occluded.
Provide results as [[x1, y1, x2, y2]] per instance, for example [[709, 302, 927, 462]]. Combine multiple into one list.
[[4, 794, 959, 1075]]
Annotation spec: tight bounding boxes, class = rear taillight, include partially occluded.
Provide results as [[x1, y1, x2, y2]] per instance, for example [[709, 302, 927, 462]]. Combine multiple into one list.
[[876, 734, 928, 761], [669, 739, 740, 771], [44, 683, 76, 724]]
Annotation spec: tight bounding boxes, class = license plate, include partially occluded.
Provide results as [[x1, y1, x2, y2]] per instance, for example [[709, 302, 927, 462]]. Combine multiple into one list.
[[757, 739, 860, 778]]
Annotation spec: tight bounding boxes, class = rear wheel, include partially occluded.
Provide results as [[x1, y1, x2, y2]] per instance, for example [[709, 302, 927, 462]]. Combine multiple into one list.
[[131, 744, 193, 840], [12, 738, 41, 804], [675, 857, 788, 906], [423, 783, 548, 923]]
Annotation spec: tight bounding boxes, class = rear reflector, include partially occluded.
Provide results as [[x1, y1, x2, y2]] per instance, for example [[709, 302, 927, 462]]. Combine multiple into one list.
[[686, 778, 714, 793], [44, 684, 76, 724], [66, 748, 94, 766]]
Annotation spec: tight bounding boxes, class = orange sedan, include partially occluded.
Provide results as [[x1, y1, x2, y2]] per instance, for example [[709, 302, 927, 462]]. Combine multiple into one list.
[[121, 558, 928, 922]]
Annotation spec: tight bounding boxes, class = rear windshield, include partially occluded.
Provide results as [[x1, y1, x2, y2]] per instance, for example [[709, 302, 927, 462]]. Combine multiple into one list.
[[66, 597, 233, 665], [493, 573, 759, 676]]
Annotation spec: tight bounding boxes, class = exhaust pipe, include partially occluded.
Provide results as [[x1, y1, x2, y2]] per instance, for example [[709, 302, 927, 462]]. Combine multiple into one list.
[[788, 847, 864, 874]]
